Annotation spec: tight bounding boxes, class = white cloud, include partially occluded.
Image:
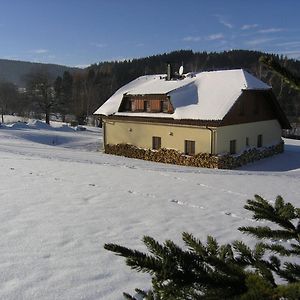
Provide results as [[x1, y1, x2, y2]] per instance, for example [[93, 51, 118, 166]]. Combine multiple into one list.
[[258, 28, 284, 34], [241, 24, 258, 30], [207, 33, 224, 41], [183, 36, 202, 42], [220, 20, 233, 29], [213, 14, 233, 29], [32, 49, 48, 54], [245, 37, 277, 46], [276, 41, 300, 47]]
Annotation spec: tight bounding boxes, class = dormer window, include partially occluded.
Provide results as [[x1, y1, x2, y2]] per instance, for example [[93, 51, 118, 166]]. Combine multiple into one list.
[[119, 94, 174, 114]]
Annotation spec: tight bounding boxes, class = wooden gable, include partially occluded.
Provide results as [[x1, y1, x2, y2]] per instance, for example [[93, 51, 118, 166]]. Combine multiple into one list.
[[220, 90, 291, 129]]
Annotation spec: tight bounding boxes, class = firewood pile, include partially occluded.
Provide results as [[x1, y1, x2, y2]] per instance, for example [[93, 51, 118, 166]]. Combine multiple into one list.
[[105, 140, 284, 169]]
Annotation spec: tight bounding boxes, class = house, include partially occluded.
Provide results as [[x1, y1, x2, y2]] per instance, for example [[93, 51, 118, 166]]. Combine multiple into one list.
[[94, 69, 290, 168]]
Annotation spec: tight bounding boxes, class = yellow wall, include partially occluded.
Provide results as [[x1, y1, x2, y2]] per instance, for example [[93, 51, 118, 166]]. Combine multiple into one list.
[[104, 119, 212, 154], [104, 118, 282, 155], [215, 120, 282, 154]]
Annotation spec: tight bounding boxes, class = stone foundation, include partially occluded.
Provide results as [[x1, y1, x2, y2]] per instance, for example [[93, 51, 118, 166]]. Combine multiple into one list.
[[104, 140, 284, 169]]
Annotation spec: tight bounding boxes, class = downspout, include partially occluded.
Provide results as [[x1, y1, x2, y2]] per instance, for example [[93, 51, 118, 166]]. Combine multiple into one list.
[[206, 126, 215, 155], [102, 118, 107, 152]]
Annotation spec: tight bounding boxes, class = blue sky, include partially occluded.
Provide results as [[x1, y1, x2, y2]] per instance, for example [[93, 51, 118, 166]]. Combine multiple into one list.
[[0, 0, 299, 67]]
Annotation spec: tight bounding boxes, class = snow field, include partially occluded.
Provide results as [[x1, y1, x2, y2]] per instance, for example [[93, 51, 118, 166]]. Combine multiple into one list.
[[0, 121, 299, 299]]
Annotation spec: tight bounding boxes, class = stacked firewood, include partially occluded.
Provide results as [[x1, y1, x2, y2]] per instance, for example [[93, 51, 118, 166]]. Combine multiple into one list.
[[104, 140, 284, 169]]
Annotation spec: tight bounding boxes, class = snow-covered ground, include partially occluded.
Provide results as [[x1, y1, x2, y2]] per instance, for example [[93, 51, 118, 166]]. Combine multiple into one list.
[[0, 119, 300, 299]]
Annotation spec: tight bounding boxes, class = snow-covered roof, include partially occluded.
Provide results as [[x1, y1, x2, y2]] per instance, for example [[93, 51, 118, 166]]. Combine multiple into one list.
[[94, 69, 271, 120]]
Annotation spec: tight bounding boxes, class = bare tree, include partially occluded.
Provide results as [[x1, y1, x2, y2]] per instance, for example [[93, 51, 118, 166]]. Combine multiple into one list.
[[0, 81, 18, 123], [25, 68, 55, 124]]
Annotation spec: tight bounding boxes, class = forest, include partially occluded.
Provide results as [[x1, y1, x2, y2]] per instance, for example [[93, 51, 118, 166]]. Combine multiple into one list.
[[0, 49, 300, 125]]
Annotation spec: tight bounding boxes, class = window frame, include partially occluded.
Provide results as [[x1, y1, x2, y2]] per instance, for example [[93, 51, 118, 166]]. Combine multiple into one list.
[[160, 100, 169, 113], [184, 140, 195, 155], [246, 137, 249, 147], [124, 99, 132, 111], [144, 100, 150, 112], [152, 136, 161, 150], [230, 139, 236, 154], [257, 134, 263, 148]]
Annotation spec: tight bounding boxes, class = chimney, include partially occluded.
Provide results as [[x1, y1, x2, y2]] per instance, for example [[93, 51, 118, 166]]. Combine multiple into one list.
[[166, 62, 172, 81]]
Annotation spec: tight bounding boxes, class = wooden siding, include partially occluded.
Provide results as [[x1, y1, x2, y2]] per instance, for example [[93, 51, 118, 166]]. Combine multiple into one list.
[[221, 90, 279, 126]]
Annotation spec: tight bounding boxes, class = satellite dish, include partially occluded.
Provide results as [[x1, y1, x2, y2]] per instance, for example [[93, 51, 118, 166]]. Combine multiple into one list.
[[179, 65, 184, 76]]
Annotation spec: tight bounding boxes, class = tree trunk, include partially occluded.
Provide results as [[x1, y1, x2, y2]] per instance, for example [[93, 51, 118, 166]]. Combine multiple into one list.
[[45, 112, 50, 124], [1, 107, 4, 123]]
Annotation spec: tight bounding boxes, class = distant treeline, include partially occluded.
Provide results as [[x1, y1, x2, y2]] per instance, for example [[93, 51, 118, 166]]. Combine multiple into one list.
[[0, 50, 300, 124]]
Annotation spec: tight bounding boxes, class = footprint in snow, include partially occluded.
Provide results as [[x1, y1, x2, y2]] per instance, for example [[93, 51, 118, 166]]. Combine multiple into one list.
[[221, 211, 259, 223], [170, 199, 204, 209]]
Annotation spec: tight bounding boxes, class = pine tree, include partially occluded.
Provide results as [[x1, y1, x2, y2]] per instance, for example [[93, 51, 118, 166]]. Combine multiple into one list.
[[104, 195, 300, 299], [259, 56, 300, 91]]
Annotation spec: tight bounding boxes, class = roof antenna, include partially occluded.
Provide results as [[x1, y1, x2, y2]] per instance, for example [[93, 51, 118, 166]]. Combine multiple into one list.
[[179, 65, 184, 76]]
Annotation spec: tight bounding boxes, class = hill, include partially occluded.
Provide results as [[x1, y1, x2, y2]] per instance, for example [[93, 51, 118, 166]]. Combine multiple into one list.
[[0, 59, 79, 86], [1, 50, 299, 122]]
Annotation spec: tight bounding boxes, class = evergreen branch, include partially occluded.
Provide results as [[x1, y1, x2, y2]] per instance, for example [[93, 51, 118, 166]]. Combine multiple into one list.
[[104, 243, 144, 258], [290, 243, 300, 255], [283, 262, 300, 281], [143, 236, 168, 259], [126, 254, 163, 275], [232, 240, 253, 264], [239, 226, 297, 240], [269, 255, 281, 270], [243, 195, 296, 231], [104, 243, 162, 275], [259, 56, 300, 91], [134, 288, 148, 297], [206, 236, 219, 256], [182, 232, 207, 257], [123, 292, 136, 300], [104, 195, 300, 298], [262, 243, 294, 256]]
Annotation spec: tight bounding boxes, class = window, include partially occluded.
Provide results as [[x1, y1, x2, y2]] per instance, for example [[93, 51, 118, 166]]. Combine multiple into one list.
[[230, 140, 236, 154], [124, 99, 132, 111], [257, 134, 263, 148], [160, 101, 169, 112], [144, 101, 150, 112], [246, 137, 249, 147], [185, 140, 195, 155], [152, 136, 161, 150]]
